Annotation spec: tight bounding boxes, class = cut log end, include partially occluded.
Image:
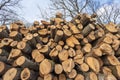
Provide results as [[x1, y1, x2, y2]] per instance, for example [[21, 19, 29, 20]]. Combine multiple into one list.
[[21, 68, 30, 80]]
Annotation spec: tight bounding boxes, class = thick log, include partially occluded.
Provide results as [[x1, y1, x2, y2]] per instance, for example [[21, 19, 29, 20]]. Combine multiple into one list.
[[54, 64, 63, 74], [50, 25, 56, 38], [85, 57, 100, 73], [108, 65, 120, 79], [15, 56, 38, 70], [58, 49, 69, 61], [21, 68, 38, 80], [66, 36, 80, 47], [10, 41, 18, 48], [33, 21, 39, 26], [10, 23, 19, 31], [20, 27, 29, 36], [3, 68, 21, 80], [115, 48, 120, 56], [17, 41, 32, 53], [58, 74, 66, 80], [63, 29, 72, 39], [82, 43, 92, 53], [32, 49, 44, 63], [80, 13, 91, 27], [87, 31, 95, 42], [25, 33, 37, 47], [49, 48, 58, 60], [44, 74, 53, 80], [0, 61, 11, 76], [9, 31, 22, 41], [39, 59, 54, 75], [102, 55, 120, 66], [54, 30, 63, 42], [82, 24, 95, 36], [68, 23, 80, 34], [80, 38, 88, 46], [0, 29, 9, 38], [74, 34, 84, 40], [67, 69, 77, 79], [68, 48, 76, 57], [79, 63, 89, 72], [0, 49, 9, 57], [103, 36, 113, 44], [105, 22, 118, 33], [75, 74, 84, 80], [8, 49, 22, 60], [39, 45, 50, 56], [33, 33, 42, 44], [74, 56, 84, 65], [36, 43, 42, 49], [99, 43, 114, 55], [56, 45, 62, 52], [112, 39, 120, 51], [38, 29, 48, 36], [1, 38, 13, 46], [105, 74, 117, 80], [102, 66, 112, 75], [62, 58, 75, 72], [85, 72, 98, 80]]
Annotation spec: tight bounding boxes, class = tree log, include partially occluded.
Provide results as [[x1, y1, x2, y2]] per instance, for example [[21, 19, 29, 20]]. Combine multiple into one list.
[[16, 56, 38, 70]]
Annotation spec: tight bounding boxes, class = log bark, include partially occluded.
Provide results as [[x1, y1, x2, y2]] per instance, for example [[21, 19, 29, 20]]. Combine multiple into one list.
[[0, 61, 11, 76], [3, 68, 21, 80], [54, 30, 63, 42], [32, 49, 44, 63], [21, 68, 38, 80], [15, 56, 38, 70], [102, 55, 120, 66], [82, 24, 95, 36], [9, 31, 22, 41], [17, 41, 32, 53], [85, 72, 98, 80]]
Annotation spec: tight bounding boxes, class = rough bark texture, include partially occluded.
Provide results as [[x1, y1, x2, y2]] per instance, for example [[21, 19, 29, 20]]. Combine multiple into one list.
[[0, 13, 120, 80]]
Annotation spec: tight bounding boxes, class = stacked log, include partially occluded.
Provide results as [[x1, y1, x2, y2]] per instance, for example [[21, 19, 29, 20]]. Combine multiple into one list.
[[0, 13, 120, 80]]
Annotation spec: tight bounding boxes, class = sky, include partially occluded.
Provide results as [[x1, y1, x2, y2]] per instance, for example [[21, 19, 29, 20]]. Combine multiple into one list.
[[18, 0, 50, 23], [17, 0, 120, 23]]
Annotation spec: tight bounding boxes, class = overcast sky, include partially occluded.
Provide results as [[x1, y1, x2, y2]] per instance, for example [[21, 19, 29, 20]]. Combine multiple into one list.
[[17, 0, 120, 23]]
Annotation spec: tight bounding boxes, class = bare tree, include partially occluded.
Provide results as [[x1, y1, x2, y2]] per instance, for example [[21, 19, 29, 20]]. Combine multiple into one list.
[[0, 0, 22, 25], [96, 4, 120, 24], [38, 0, 120, 24], [38, 0, 90, 20]]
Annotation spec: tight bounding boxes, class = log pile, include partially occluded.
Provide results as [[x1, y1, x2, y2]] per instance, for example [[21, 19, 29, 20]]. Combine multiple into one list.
[[0, 13, 120, 80]]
